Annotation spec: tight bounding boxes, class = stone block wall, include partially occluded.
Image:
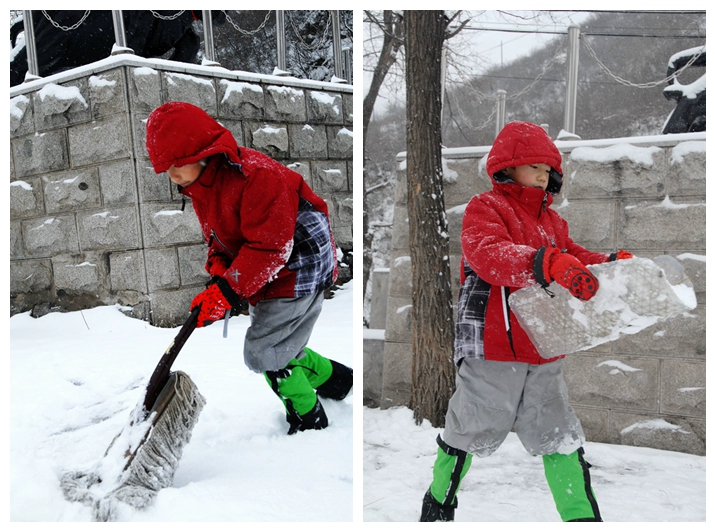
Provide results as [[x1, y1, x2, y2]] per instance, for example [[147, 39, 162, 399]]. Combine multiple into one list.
[[376, 132, 706, 455], [10, 56, 353, 327]]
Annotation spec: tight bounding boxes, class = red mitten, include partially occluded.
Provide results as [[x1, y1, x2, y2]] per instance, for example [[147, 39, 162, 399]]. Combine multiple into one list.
[[616, 250, 633, 260], [191, 283, 231, 327], [548, 252, 599, 301], [205, 253, 230, 277]]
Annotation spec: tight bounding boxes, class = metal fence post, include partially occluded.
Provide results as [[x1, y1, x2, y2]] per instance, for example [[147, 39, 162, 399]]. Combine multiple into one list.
[[275, 10, 287, 74], [331, 10, 344, 80], [111, 10, 133, 55], [563, 24, 581, 136], [495, 89, 507, 136], [202, 10, 220, 66], [22, 10, 41, 82], [342, 49, 353, 84]]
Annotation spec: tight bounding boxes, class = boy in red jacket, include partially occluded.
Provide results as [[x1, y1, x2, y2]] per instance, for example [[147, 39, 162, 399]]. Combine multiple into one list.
[[145, 102, 352, 435], [420, 121, 632, 521]]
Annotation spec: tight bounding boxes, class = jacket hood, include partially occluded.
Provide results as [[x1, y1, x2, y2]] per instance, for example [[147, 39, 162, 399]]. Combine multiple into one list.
[[146, 101, 241, 173], [486, 121, 563, 194]]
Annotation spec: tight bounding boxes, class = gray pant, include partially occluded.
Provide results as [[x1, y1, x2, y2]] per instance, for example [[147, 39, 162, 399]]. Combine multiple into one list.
[[442, 358, 585, 457], [243, 291, 324, 373]]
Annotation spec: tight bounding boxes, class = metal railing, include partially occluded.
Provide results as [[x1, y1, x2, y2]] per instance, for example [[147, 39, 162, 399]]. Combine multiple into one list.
[[19, 10, 351, 84]]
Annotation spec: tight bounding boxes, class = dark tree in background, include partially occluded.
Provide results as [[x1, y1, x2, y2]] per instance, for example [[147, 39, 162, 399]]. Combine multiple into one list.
[[211, 10, 352, 81], [362, 11, 404, 300], [405, 11, 454, 427]]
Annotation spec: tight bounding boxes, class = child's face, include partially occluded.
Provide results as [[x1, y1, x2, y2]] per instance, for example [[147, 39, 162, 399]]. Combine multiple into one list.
[[506, 164, 551, 190], [167, 161, 205, 187]]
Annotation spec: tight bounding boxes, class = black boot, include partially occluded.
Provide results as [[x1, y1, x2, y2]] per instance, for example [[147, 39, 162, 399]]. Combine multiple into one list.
[[286, 398, 329, 435], [419, 490, 457, 522], [316, 360, 353, 401]]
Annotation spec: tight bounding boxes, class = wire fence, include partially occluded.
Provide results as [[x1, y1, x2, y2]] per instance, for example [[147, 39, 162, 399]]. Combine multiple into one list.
[[444, 27, 705, 137], [15, 10, 353, 83]]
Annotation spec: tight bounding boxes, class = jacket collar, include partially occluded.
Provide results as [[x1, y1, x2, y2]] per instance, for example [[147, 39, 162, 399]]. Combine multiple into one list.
[[178, 155, 225, 196], [494, 181, 552, 217]]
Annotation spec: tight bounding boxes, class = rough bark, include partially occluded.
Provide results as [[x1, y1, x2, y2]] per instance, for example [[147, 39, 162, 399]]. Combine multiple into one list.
[[405, 10, 455, 427]]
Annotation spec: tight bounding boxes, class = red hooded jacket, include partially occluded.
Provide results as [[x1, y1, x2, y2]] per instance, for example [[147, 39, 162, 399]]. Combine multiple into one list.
[[455, 122, 611, 365], [146, 102, 338, 306]]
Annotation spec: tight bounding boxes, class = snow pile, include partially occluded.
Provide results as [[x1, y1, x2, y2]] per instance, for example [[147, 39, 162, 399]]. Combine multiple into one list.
[[10, 283, 354, 522]]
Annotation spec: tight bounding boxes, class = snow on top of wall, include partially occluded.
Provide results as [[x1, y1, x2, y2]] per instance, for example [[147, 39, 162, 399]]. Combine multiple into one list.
[[442, 159, 459, 184], [10, 94, 29, 118], [310, 91, 338, 105], [310, 91, 340, 114], [570, 143, 662, 165], [89, 75, 116, 88], [363, 328, 386, 340], [133, 66, 158, 77], [621, 419, 690, 435], [597, 360, 643, 374], [670, 140, 706, 164], [10, 53, 352, 100], [38, 83, 88, 108], [10, 180, 32, 190], [219, 79, 264, 103], [166, 72, 215, 88], [652, 195, 705, 210], [271, 85, 303, 97], [676, 252, 706, 262], [254, 125, 285, 135]]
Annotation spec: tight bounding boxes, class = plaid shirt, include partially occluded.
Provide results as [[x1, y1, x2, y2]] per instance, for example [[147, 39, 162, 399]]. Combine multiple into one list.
[[286, 197, 336, 297], [454, 260, 491, 364]]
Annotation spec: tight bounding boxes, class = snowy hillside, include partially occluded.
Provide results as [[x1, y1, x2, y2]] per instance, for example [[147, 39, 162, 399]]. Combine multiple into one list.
[[10, 283, 354, 522]]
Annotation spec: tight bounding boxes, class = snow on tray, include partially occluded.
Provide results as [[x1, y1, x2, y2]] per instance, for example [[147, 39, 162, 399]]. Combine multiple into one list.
[[509, 257, 696, 358]]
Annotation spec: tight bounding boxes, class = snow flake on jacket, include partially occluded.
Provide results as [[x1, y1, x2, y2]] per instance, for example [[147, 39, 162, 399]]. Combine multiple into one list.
[[455, 181, 610, 365], [145, 102, 337, 306]]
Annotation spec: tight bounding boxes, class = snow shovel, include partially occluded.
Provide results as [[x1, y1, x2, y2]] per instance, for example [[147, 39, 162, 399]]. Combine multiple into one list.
[[60, 306, 206, 521]]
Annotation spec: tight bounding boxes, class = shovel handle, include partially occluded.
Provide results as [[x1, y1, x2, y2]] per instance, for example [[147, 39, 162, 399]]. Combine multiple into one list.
[[143, 306, 200, 412]]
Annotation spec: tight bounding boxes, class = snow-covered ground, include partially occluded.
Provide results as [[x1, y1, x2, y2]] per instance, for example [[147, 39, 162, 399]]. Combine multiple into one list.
[[363, 406, 706, 522], [10, 283, 354, 522]]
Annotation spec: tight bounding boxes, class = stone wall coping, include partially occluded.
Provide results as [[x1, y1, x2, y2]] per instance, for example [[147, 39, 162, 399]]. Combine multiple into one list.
[[395, 131, 706, 161], [10, 53, 353, 99]]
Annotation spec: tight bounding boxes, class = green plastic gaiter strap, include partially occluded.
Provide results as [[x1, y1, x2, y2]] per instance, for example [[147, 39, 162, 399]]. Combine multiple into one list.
[[299, 347, 334, 389], [264, 362, 317, 416], [543, 447, 602, 522], [429, 435, 473, 506]]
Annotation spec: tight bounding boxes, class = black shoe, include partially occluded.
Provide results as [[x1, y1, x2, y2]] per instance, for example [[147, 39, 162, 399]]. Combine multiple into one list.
[[316, 360, 353, 400], [286, 398, 329, 435], [419, 490, 456, 522]]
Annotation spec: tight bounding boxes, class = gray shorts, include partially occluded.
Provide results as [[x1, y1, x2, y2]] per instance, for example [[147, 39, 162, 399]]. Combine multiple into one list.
[[442, 358, 585, 457], [243, 291, 324, 373]]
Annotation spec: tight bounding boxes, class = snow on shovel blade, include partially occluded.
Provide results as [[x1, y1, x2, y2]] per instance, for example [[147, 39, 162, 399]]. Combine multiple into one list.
[[508, 257, 696, 359]]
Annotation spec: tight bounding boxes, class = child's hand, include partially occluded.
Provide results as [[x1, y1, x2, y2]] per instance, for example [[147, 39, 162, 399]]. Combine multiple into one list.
[[615, 250, 633, 260], [191, 284, 232, 327], [205, 253, 231, 277], [548, 252, 599, 301]]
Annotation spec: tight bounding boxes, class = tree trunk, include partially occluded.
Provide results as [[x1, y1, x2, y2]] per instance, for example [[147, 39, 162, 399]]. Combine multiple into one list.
[[405, 11, 455, 427]]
